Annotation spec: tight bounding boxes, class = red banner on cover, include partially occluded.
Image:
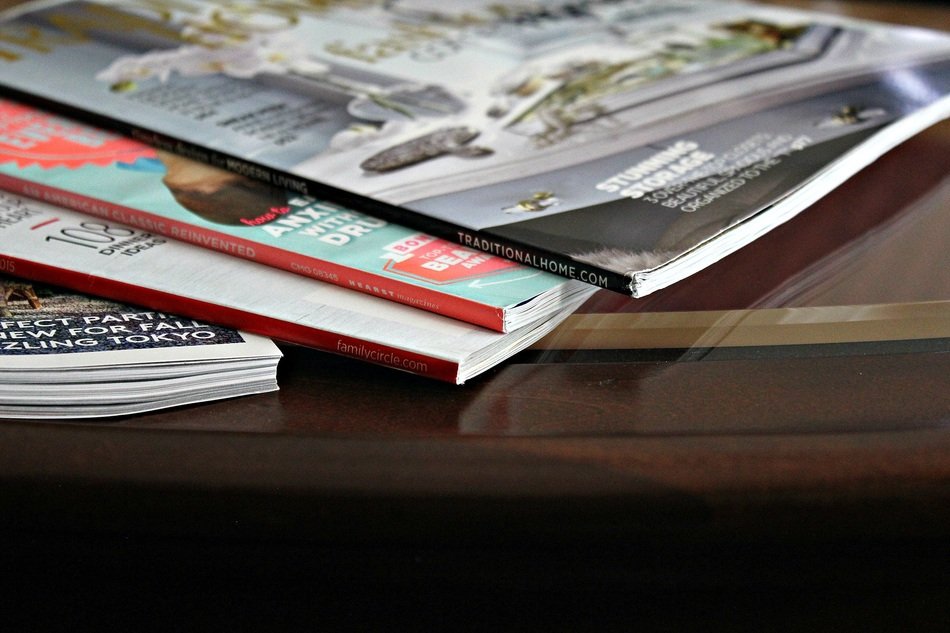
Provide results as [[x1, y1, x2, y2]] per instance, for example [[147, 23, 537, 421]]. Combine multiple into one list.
[[0, 100, 156, 168], [382, 235, 517, 284]]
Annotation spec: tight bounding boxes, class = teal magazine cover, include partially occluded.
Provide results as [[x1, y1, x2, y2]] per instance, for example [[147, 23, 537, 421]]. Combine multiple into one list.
[[0, 99, 587, 332]]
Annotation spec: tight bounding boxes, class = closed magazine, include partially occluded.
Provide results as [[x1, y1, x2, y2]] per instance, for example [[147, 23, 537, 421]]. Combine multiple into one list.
[[0, 190, 595, 384], [1, 0, 949, 295], [0, 275, 281, 418]]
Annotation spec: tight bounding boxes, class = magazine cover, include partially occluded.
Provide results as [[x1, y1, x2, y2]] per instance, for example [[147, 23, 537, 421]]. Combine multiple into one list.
[[1, 0, 949, 294], [0, 99, 588, 331], [0, 274, 281, 418], [0, 190, 595, 383]]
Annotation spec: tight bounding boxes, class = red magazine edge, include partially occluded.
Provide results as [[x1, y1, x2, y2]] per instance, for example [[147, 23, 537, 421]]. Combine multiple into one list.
[[0, 173, 508, 332], [0, 254, 462, 384]]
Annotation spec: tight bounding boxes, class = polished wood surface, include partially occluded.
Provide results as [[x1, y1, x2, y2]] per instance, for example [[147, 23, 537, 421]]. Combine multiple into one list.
[[0, 1, 948, 629]]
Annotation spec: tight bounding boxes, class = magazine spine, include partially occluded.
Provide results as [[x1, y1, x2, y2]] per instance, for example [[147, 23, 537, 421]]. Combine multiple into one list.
[[0, 88, 634, 295], [0, 173, 509, 332], [0, 253, 462, 383]]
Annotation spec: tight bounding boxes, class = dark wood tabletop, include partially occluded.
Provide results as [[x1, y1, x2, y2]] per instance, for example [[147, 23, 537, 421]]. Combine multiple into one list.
[[0, 1, 948, 629]]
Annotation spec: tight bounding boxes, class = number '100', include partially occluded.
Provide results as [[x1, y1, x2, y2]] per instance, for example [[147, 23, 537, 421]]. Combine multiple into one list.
[[46, 222, 135, 248]]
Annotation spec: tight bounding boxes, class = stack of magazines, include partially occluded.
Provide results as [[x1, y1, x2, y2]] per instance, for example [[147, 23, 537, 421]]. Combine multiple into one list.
[[0, 0, 948, 408]]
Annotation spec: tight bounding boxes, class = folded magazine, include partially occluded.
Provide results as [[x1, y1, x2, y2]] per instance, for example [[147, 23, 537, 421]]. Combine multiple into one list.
[[2, 0, 949, 296], [0, 191, 595, 383]]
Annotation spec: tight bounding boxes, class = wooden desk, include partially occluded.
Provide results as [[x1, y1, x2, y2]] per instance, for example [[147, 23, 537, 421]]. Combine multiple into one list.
[[0, 1, 948, 629]]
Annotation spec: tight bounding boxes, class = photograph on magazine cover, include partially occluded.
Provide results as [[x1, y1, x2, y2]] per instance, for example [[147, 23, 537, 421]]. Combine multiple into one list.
[[2, 0, 949, 292]]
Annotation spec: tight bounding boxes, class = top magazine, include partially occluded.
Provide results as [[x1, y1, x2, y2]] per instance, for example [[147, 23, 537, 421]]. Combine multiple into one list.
[[2, 0, 949, 296]]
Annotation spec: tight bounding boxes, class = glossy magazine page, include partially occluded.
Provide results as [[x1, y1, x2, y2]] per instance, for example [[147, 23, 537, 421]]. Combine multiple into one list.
[[0, 191, 595, 383], [1, 0, 949, 294]]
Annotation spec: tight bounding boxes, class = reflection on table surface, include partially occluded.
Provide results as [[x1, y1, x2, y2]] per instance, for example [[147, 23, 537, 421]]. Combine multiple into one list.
[[463, 120, 950, 436]]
